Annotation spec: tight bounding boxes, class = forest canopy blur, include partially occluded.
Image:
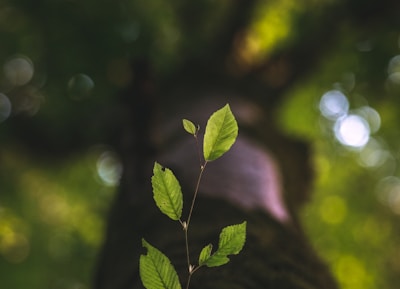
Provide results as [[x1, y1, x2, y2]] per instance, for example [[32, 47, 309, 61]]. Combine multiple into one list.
[[1, 0, 400, 288]]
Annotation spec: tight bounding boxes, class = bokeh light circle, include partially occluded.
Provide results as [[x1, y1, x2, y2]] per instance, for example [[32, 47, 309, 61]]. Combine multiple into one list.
[[319, 90, 349, 120], [334, 114, 370, 148], [0, 93, 12, 122], [376, 176, 400, 215], [96, 151, 123, 187], [356, 106, 381, 133], [68, 73, 94, 100], [3, 56, 34, 86], [358, 138, 389, 168]]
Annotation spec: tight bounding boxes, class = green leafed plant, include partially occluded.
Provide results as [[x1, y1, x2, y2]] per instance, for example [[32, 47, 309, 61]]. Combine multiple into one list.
[[198, 221, 246, 268], [140, 104, 246, 289], [151, 162, 183, 221], [203, 104, 238, 161], [140, 240, 182, 289]]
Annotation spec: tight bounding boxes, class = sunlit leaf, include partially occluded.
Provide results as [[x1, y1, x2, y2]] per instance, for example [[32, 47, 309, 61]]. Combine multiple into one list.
[[140, 239, 182, 289], [151, 162, 183, 221], [203, 104, 238, 161], [182, 119, 197, 135], [201, 221, 246, 267], [198, 244, 213, 266]]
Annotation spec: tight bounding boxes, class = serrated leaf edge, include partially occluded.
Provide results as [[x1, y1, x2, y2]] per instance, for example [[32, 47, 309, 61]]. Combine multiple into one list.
[[201, 221, 246, 268], [203, 104, 238, 161], [151, 162, 183, 221], [140, 239, 182, 289]]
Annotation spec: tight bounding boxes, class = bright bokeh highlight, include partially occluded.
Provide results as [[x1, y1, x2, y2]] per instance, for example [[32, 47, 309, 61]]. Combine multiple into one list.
[[319, 90, 349, 120], [334, 114, 370, 148], [96, 151, 123, 187]]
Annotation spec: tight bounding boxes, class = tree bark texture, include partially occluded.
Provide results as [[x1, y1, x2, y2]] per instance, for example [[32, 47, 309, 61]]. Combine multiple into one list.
[[92, 77, 338, 289]]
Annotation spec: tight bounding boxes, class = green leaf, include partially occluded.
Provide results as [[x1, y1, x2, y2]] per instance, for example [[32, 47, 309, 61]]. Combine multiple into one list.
[[198, 244, 213, 266], [140, 239, 182, 289], [182, 119, 197, 135], [201, 221, 247, 267], [203, 104, 238, 161], [151, 162, 183, 220]]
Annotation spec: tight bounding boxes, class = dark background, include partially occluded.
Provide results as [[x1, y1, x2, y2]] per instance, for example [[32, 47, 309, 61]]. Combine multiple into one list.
[[1, 0, 400, 288]]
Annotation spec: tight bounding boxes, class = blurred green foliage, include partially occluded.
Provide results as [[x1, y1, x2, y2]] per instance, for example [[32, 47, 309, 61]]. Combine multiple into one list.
[[277, 36, 400, 288], [0, 145, 115, 288], [1, 0, 400, 289]]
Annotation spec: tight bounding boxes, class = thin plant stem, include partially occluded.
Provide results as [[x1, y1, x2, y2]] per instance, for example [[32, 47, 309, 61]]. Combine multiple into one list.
[[184, 131, 208, 289], [193, 135, 203, 168], [185, 272, 193, 289], [187, 161, 207, 227], [185, 263, 203, 289], [183, 162, 207, 274], [184, 224, 190, 272]]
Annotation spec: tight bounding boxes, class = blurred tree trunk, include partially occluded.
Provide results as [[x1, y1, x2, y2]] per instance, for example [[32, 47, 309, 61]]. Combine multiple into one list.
[[90, 1, 350, 288], [91, 1, 400, 288], [3, 0, 400, 288], [92, 56, 338, 288]]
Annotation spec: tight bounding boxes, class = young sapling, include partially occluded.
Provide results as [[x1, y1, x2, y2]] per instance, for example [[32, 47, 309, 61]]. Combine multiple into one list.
[[140, 104, 246, 289]]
